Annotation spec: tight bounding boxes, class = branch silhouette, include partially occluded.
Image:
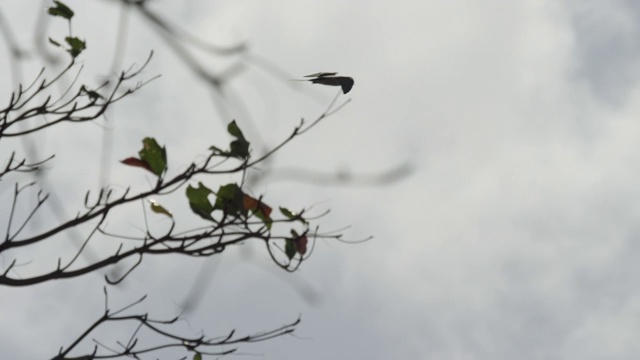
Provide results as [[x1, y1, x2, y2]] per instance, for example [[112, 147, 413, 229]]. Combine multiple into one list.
[[0, 2, 372, 359], [52, 288, 299, 360]]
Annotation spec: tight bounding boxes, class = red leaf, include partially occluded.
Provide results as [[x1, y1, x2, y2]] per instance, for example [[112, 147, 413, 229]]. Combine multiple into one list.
[[242, 194, 272, 218], [295, 235, 308, 255], [242, 194, 257, 211], [121, 157, 154, 174]]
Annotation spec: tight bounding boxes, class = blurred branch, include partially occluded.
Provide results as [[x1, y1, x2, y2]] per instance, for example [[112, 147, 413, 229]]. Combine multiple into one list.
[[125, 0, 246, 55], [264, 162, 414, 186], [127, 0, 246, 90], [0, 7, 27, 87]]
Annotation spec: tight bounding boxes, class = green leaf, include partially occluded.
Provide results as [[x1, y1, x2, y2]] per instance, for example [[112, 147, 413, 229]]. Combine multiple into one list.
[[47, 0, 74, 19], [65, 36, 86, 58], [227, 120, 244, 138], [186, 182, 214, 220], [139, 137, 167, 177], [193, 354, 202, 360], [227, 120, 250, 159], [255, 210, 272, 229], [280, 207, 295, 218], [213, 183, 244, 215], [48, 38, 61, 47], [208, 121, 250, 159], [279, 207, 307, 224], [285, 239, 296, 260], [148, 199, 173, 218]]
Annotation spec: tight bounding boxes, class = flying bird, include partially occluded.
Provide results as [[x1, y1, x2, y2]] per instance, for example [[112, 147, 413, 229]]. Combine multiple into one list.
[[297, 72, 354, 94]]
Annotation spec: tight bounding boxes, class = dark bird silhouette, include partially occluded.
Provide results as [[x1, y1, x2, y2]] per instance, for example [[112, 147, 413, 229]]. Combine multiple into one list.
[[299, 72, 354, 94]]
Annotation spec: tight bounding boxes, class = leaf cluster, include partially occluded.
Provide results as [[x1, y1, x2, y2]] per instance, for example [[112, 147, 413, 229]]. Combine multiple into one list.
[[47, 1, 86, 59]]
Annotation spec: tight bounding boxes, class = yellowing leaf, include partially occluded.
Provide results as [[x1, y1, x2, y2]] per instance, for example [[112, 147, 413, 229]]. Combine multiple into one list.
[[148, 199, 173, 218]]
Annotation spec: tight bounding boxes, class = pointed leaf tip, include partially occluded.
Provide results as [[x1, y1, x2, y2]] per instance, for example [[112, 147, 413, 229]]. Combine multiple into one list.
[[279, 207, 295, 218], [227, 120, 250, 159], [121, 157, 154, 174], [48, 38, 61, 47], [279, 207, 307, 224]]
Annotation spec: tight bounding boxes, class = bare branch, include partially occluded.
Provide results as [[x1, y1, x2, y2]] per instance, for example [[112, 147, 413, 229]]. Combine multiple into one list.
[[52, 294, 299, 360]]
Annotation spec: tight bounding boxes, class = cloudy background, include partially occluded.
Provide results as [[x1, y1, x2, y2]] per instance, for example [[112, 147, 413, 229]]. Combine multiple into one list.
[[2, 0, 640, 359]]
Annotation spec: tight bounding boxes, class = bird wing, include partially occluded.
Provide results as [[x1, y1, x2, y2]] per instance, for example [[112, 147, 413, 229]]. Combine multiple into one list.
[[304, 72, 338, 78]]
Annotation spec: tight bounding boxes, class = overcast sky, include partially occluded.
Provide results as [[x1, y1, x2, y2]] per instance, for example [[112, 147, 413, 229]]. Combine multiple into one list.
[[2, 1, 640, 359]]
